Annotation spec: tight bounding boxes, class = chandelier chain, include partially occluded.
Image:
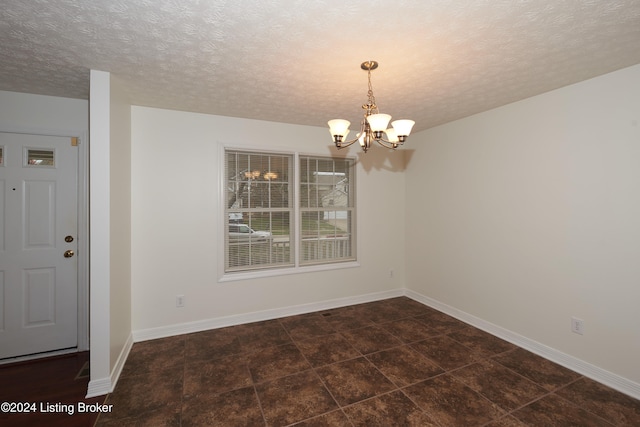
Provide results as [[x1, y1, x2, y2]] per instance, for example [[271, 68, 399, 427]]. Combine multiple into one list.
[[366, 68, 378, 112]]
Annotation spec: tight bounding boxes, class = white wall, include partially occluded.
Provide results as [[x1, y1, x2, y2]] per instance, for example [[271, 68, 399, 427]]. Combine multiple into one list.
[[0, 90, 87, 133], [406, 65, 640, 387], [109, 77, 132, 375], [131, 107, 406, 334]]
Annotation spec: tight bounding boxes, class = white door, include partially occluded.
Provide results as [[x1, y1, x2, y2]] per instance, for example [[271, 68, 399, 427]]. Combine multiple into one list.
[[0, 132, 78, 359]]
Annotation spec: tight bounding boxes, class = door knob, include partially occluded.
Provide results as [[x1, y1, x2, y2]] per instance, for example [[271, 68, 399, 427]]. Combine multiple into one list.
[[64, 250, 75, 258]]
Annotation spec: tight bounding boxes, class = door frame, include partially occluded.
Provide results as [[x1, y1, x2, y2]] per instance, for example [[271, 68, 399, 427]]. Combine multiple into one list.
[[0, 126, 89, 359]]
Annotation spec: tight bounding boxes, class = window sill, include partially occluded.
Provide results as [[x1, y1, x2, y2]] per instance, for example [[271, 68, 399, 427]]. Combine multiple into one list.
[[218, 261, 360, 283]]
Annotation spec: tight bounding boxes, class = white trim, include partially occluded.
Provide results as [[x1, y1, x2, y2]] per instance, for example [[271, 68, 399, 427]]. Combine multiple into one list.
[[86, 377, 111, 399], [128, 286, 639, 400], [293, 151, 301, 266], [133, 288, 403, 342], [217, 142, 226, 281], [404, 288, 640, 401], [89, 69, 112, 397], [87, 332, 134, 398], [0, 125, 85, 140], [110, 333, 134, 388], [219, 260, 361, 282], [0, 348, 78, 366], [76, 131, 89, 351]]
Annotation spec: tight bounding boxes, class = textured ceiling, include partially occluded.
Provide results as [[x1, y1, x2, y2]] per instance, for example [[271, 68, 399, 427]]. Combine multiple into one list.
[[1, 0, 640, 131]]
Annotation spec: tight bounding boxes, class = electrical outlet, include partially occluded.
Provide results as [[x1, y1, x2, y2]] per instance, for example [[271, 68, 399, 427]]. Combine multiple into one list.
[[571, 317, 584, 335], [176, 295, 185, 308]]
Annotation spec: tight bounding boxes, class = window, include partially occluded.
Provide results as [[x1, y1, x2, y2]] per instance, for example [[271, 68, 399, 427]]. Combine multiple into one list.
[[25, 148, 55, 167], [300, 156, 355, 265], [225, 150, 293, 272], [223, 149, 356, 275]]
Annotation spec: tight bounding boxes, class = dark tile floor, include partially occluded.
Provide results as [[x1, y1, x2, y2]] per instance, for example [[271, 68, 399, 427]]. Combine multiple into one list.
[[95, 297, 640, 426]]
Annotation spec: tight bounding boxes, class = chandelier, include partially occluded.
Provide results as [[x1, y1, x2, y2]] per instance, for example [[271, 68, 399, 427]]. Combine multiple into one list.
[[328, 61, 415, 153]]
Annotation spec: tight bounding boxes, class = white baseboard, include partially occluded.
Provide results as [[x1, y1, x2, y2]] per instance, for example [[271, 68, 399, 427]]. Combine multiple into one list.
[[128, 286, 639, 401], [132, 288, 404, 342], [85, 333, 133, 398], [404, 289, 640, 401], [86, 377, 111, 398], [89, 290, 403, 398], [110, 333, 134, 391]]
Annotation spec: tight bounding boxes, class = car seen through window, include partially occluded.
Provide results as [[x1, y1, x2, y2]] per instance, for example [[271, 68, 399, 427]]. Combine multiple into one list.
[[228, 223, 272, 242]]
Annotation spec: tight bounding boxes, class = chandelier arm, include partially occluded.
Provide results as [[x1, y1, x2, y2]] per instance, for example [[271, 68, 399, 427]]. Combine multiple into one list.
[[334, 136, 360, 149], [333, 119, 368, 149], [377, 135, 404, 145], [375, 139, 400, 150]]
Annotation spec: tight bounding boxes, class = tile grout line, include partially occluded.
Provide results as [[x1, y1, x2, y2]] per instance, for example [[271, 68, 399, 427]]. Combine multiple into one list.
[[276, 317, 355, 426]]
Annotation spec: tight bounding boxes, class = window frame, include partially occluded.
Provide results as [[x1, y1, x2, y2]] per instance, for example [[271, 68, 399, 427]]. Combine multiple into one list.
[[219, 145, 359, 282]]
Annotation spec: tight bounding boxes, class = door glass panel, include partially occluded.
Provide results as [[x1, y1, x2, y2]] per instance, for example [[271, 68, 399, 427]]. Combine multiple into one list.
[[26, 148, 55, 167]]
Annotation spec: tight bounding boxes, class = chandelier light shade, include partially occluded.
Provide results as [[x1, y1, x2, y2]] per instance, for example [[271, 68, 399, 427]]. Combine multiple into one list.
[[327, 119, 351, 140], [391, 119, 415, 137], [328, 61, 415, 153]]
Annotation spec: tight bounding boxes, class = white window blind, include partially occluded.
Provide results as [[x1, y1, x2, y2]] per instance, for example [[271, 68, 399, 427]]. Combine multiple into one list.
[[225, 150, 293, 272], [223, 149, 355, 274], [299, 156, 355, 265]]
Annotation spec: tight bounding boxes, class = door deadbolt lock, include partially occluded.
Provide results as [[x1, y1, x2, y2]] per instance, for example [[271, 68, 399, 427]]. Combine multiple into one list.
[[65, 235, 74, 243], [64, 250, 75, 258]]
